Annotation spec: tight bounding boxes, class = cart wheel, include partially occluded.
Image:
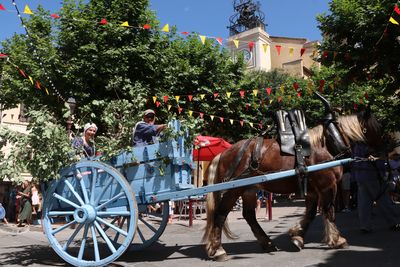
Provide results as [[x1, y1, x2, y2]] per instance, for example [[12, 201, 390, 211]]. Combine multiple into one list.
[[42, 161, 137, 267], [130, 201, 169, 251]]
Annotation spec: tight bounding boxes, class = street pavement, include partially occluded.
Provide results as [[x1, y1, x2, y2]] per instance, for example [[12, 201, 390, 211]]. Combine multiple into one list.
[[1, 200, 400, 267]]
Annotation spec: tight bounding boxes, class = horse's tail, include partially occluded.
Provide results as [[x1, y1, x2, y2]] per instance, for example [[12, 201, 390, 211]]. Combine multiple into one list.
[[202, 154, 237, 245]]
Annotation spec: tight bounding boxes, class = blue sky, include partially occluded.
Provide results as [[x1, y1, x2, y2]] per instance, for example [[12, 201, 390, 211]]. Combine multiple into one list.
[[0, 0, 329, 48]]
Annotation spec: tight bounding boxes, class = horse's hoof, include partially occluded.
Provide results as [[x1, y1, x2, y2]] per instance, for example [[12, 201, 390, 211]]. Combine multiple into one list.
[[335, 237, 348, 249], [214, 253, 231, 262], [291, 236, 304, 251]]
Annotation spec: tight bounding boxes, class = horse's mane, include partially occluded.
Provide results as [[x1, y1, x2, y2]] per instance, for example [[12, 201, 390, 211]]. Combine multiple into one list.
[[308, 114, 367, 148]]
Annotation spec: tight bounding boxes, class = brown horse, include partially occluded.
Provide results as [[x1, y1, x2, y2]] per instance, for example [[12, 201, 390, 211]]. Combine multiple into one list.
[[202, 110, 383, 261]]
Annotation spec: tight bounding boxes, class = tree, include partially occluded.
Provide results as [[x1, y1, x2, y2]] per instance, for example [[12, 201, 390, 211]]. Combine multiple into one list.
[[316, 0, 400, 129]]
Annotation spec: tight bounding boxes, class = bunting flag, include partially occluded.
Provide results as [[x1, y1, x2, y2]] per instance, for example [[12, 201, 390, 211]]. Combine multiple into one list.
[[181, 31, 189, 35], [99, 18, 108, 25], [199, 112, 204, 119], [18, 69, 27, 78], [333, 51, 338, 60], [175, 95, 180, 102], [188, 110, 193, 117], [0, 53, 8, 58], [178, 107, 183, 114], [389, 17, 399, 25], [252, 89, 258, 97], [167, 104, 172, 111], [248, 41, 254, 52], [395, 5, 400, 15], [23, 5, 33, 15], [249, 122, 254, 128], [230, 119, 234, 125], [0, 4, 6, 11], [262, 44, 269, 53], [200, 94, 205, 99], [161, 24, 169, 32], [300, 48, 306, 57], [143, 24, 151, 30], [239, 90, 245, 98], [51, 14, 60, 19], [240, 120, 244, 127], [319, 79, 325, 92], [213, 93, 219, 98], [289, 47, 294, 57], [35, 80, 41, 89], [266, 87, 272, 95], [280, 85, 285, 93], [187, 95, 193, 101], [210, 115, 214, 121], [45, 88, 49, 95], [233, 39, 239, 48], [156, 101, 161, 107], [163, 95, 169, 103], [121, 21, 130, 27], [275, 45, 282, 56], [219, 117, 224, 123], [152, 96, 157, 103], [278, 96, 282, 102], [226, 92, 231, 98], [323, 50, 328, 58], [199, 35, 206, 44], [28, 76, 34, 84], [216, 37, 223, 45]]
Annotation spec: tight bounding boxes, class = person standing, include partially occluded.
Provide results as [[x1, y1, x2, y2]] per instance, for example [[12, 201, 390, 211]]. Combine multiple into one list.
[[17, 180, 32, 227], [31, 183, 40, 214], [352, 142, 400, 233], [132, 109, 167, 147], [72, 122, 97, 157]]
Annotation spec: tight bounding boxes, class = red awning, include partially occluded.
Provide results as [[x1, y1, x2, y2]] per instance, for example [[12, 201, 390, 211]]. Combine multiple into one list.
[[193, 135, 232, 161]]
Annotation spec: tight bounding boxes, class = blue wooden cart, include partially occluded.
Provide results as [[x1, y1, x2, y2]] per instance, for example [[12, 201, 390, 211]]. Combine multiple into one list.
[[41, 120, 354, 266]]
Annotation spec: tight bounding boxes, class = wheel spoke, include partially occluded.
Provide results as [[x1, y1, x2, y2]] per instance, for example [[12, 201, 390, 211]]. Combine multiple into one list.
[[90, 168, 98, 205], [136, 226, 146, 243], [138, 217, 158, 233], [94, 174, 114, 206], [97, 211, 130, 217], [90, 225, 100, 262], [113, 217, 126, 243], [96, 192, 124, 211], [78, 225, 89, 260], [48, 211, 74, 216], [96, 216, 128, 237], [79, 176, 90, 204], [64, 180, 85, 206], [63, 223, 84, 251], [94, 221, 116, 253], [51, 220, 76, 235], [53, 193, 80, 209]]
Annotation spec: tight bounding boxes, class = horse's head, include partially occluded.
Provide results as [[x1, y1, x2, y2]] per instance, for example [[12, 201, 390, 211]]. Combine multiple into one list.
[[356, 108, 384, 151]]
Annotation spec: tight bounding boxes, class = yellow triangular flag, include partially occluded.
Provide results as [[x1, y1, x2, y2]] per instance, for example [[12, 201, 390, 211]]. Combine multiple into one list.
[[210, 115, 214, 121], [253, 89, 258, 97], [199, 35, 206, 44], [161, 24, 169, 32], [200, 94, 205, 100], [262, 44, 269, 53], [269, 99, 273, 104], [188, 110, 193, 117], [280, 85, 285, 93], [229, 119, 234, 125], [45, 88, 49, 95], [28, 76, 34, 84], [288, 95, 292, 101], [233, 39, 239, 48], [121, 21, 130, 27], [167, 105, 172, 111], [24, 5, 33, 15], [390, 17, 399, 25], [152, 96, 157, 103], [226, 92, 231, 98], [249, 122, 253, 128], [289, 47, 294, 57], [175, 95, 180, 102]]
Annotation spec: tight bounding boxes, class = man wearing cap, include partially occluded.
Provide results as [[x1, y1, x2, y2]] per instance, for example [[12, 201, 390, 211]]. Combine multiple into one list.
[[132, 109, 167, 147]]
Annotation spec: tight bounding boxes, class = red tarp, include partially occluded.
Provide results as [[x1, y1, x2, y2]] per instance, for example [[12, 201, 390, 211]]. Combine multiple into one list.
[[193, 135, 232, 161]]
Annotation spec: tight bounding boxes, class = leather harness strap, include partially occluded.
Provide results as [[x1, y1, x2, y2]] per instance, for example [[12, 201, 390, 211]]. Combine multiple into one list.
[[223, 139, 252, 182]]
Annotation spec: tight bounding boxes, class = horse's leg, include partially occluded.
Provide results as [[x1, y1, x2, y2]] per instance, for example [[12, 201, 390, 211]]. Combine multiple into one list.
[[319, 186, 348, 248], [242, 189, 278, 252], [288, 192, 318, 250], [206, 190, 240, 261]]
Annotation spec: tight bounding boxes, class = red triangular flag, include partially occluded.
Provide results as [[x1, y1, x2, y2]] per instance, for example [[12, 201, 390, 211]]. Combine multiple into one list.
[[163, 95, 168, 103], [0, 53, 8, 58], [178, 107, 183, 114], [297, 92, 301, 98], [156, 101, 161, 107], [275, 45, 282, 55], [239, 90, 245, 98], [199, 112, 204, 119], [188, 95, 193, 101], [293, 82, 298, 91], [0, 4, 6, 11], [51, 14, 60, 19], [246, 103, 250, 111], [36, 81, 41, 89], [219, 117, 224, 123], [258, 123, 263, 129], [240, 120, 244, 127], [99, 18, 108, 25], [216, 37, 223, 45], [319, 79, 325, 92], [364, 92, 369, 99], [248, 41, 254, 52], [266, 87, 272, 95], [300, 48, 306, 57], [395, 5, 400, 15], [18, 69, 27, 78], [181, 31, 189, 35], [323, 50, 328, 58], [353, 103, 358, 110], [213, 93, 219, 98], [278, 96, 282, 102], [143, 24, 151, 30]]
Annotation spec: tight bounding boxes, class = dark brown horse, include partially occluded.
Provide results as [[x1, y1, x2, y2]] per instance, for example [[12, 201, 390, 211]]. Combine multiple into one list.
[[202, 108, 383, 261]]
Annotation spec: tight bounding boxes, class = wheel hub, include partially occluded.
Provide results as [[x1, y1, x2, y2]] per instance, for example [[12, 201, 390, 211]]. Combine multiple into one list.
[[73, 204, 97, 224]]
